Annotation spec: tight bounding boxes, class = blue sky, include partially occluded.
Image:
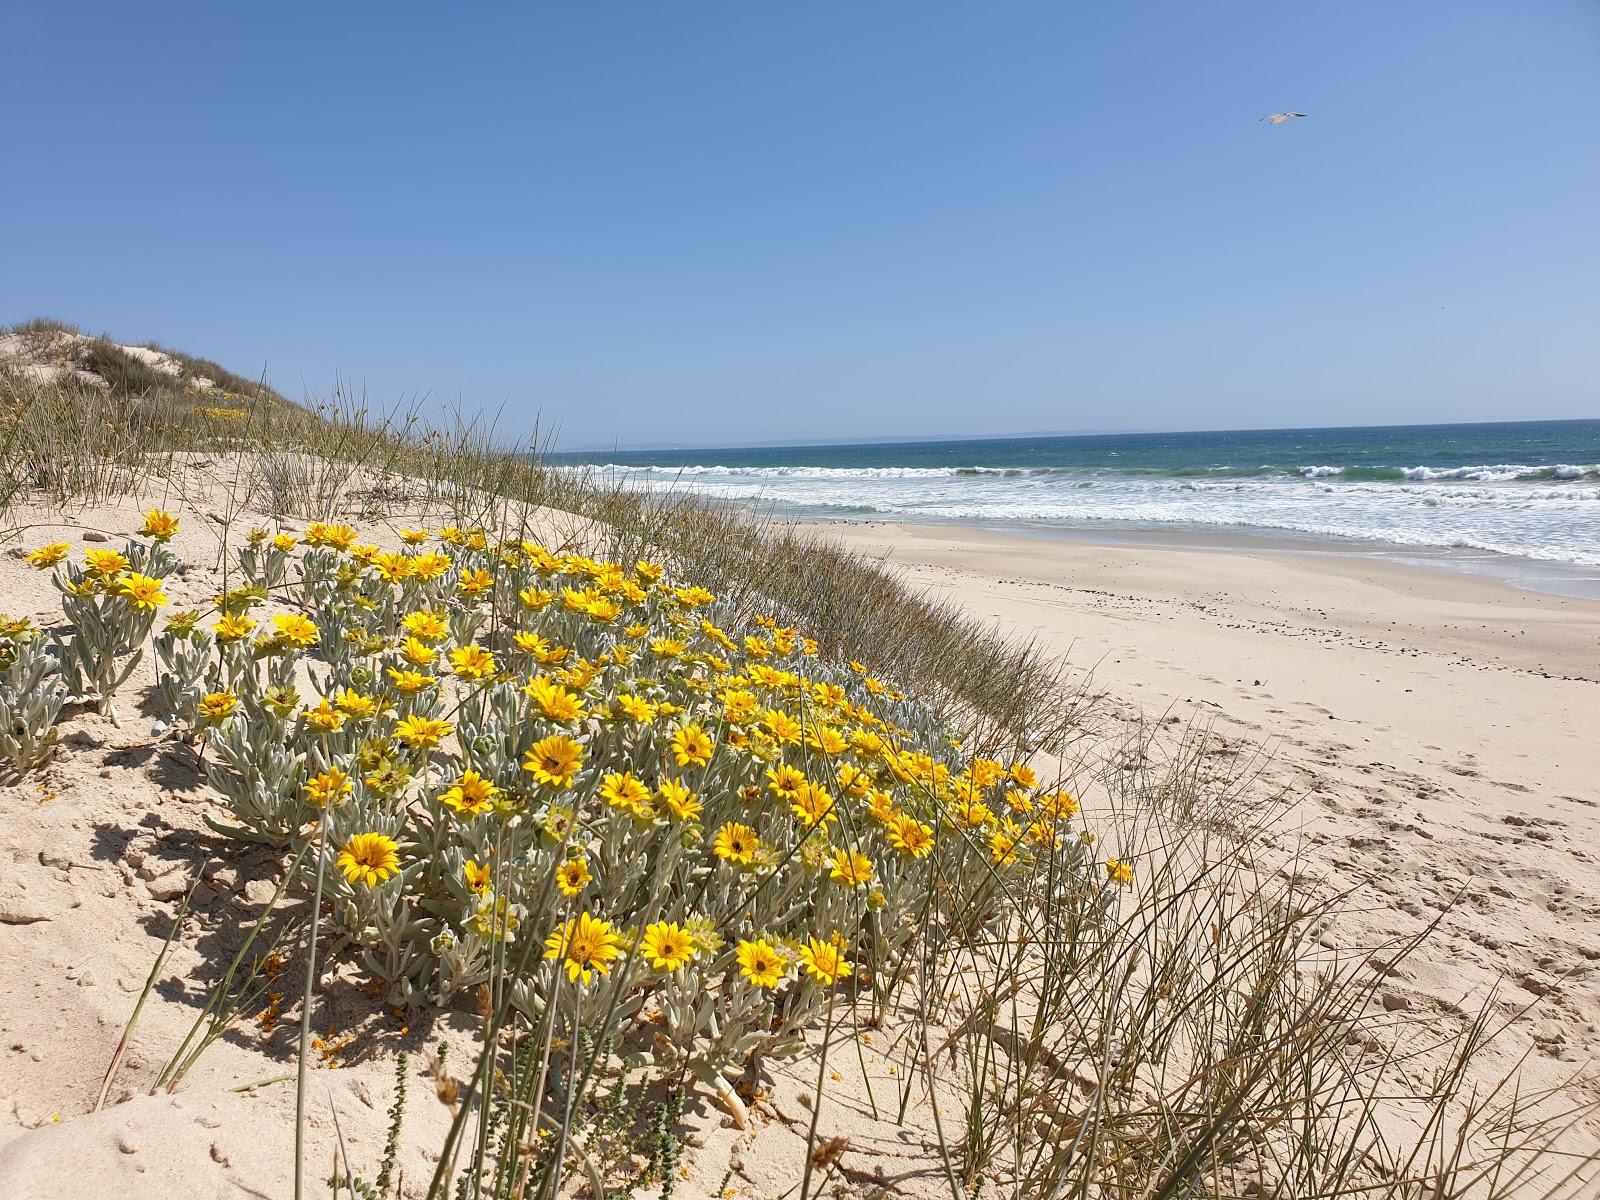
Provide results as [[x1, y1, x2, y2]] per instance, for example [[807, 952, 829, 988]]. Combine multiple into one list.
[[5, 2, 1597, 449]]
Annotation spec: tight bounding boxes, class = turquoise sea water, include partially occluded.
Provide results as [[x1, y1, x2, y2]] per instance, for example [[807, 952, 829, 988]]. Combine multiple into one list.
[[562, 420, 1600, 572]]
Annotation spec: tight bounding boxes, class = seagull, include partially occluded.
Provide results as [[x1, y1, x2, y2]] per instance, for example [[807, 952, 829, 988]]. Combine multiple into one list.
[[1261, 112, 1307, 124]]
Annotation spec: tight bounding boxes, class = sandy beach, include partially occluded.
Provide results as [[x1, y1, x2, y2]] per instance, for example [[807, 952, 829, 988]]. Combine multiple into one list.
[[814, 519, 1600, 1106]]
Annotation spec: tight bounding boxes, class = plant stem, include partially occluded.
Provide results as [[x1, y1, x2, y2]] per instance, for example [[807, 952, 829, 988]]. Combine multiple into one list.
[[295, 807, 331, 1200]]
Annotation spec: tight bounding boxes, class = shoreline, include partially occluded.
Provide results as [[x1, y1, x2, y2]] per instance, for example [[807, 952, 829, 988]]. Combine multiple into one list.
[[803, 515, 1600, 601]]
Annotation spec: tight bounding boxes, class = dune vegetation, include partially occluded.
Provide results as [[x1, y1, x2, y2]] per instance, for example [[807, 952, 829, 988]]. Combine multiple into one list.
[[1, 321, 1594, 1199]]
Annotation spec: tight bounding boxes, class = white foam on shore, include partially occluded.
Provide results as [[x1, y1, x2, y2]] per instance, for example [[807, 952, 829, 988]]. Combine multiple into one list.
[[573, 461, 1600, 567]]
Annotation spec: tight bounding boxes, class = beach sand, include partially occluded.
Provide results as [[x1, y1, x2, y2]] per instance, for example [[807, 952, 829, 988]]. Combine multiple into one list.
[[814, 519, 1600, 1111]]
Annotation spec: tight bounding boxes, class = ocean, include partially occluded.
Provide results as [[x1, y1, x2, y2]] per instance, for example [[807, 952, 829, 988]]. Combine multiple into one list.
[[562, 419, 1600, 577]]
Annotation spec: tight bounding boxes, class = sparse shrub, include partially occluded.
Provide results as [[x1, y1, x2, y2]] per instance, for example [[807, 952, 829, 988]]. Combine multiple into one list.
[[0, 618, 67, 776], [30, 512, 178, 718]]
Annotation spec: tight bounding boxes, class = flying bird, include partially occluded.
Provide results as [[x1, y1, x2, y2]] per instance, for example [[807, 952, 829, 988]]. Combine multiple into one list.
[[1261, 112, 1306, 124]]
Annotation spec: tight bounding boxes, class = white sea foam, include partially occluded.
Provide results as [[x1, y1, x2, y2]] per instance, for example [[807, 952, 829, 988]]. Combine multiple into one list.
[[568, 460, 1600, 566]]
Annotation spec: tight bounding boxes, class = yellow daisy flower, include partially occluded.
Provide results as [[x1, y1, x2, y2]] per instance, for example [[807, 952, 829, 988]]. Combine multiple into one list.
[[523, 735, 584, 788], [828, 848, 875, 888], [712, 822, 760, 867], [735, 938, 787, 989], [305, 767, 353, 808], [555, 857, 592, 897], [394, 714, 451, 750], [440, 770, 499, 816], [639, 921, 697, 972], [448, 643, 496, 681], [669, 723, 714, 768], [118, 573, 168, 611], [24, 542, 71, 569], [336, 832, 400, 887], [797, 936, 851, 986], [544, 912, 621, 986]]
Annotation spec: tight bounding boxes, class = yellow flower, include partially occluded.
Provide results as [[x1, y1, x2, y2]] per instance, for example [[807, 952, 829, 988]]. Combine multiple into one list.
[[797, 936, 851, 986], [139, 509, 180, 541], [272, 533, 298, 552], [613, 693, 657, 725], [333, 687, 381, 720], [835, 763, 870, 797], [336, 832, 400, 886], [850, 729, 885, 757], [273, 612, 320, 649], [555, 857, 592, 897], [399, 636, 438, 666], [394, 714, 451, 750], [762, 709, 801, 745], [1038, 790, 1080, 822], [1009, 763, 1038, 790], [828, 848, 875, 888], [766, 765, 807, 801], [458, 568, 494, 598], [522, 735, 584, 788], [712, 822, 760, 867], [399, 527, 430, 545], [464, 858, 493, 893], [886, 814, 935, 859], [518, 586, 554, 610], [806, 725, 848, 757], [720, 689, 758, 723], [386, 667, 436, 695], [544, 912, 622, 986], [598, 771, 653, 819], [118, 573, 168, 611], [301, 699, 346, 734], [84, 548, 130, 578], [657, 778, 702, 821], [371, 551, 413, 584], [449, 643, 497, 681], [735, 938, 787, 989], [196, 691, 238, 723], [410, 552, 452, 581], [440, 770, 499, 816], [640, 921, 697, 972], [789, 782, 836, 829], [401, 610, 450, 642], [1106, 858, 1134, 886], [989, 826, 1021, 866], [25, 542, 71, 569], [953, 798, 993, 830], [305, 522, 358, 550], [864, 789, 896, 823], [214, 612, 256, 643], [669, 723, 714, 768], [699, 619, 735, 651], [524, 676, 584, 723], [305, 767, 353, 808]]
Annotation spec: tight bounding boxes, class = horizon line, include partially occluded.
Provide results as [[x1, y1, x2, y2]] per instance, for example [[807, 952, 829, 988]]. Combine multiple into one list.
[[554, 414, 1598, 456]]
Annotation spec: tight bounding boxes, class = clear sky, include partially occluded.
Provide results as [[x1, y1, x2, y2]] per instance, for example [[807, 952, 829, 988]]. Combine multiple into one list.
[[5, 2, 1597, 449]]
